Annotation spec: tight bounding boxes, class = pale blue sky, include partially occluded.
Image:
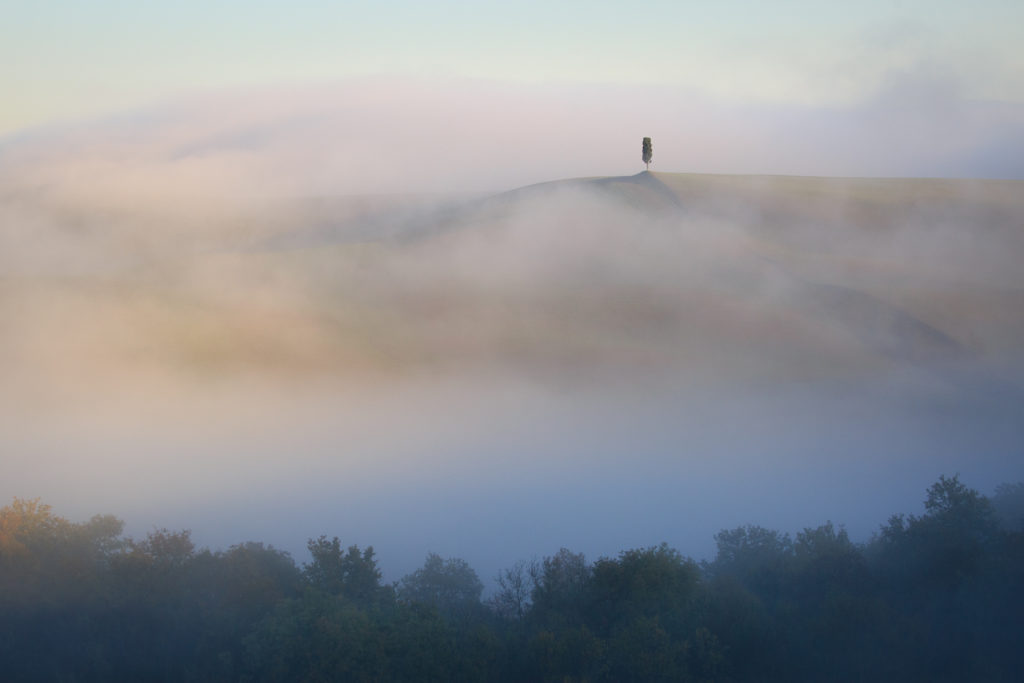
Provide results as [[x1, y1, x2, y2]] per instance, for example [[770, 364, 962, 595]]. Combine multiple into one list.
[[2, 1, 1021, 135]]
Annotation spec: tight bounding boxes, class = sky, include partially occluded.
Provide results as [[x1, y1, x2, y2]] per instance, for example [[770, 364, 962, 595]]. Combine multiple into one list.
[[2, 1, 1022, 137]]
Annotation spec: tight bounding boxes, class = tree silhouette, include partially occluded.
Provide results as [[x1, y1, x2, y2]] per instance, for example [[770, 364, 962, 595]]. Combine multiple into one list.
[[304, 536, 383, 604], [1, 476, 1023, 682], [642, 137, 653, 170], [398, 552, 483, 618]]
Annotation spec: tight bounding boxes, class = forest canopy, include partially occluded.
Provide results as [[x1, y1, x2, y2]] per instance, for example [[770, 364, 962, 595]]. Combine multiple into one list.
[[1, 475, 1023, 682]]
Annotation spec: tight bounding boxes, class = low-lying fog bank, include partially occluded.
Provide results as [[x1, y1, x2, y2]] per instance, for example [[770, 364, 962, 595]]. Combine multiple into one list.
[[2, 98, 1022, 582]]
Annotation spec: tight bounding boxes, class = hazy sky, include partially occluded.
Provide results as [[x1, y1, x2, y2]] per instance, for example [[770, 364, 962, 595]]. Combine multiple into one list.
[[3, 1, 1022, 136]]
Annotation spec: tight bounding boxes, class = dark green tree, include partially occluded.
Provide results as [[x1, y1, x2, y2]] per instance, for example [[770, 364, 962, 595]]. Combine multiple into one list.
[[531, 548, 590, 624], [992, 481, 1024, 531], [642, 137, 653, 170], [589, 543, 700, 629], [708, 524, 794, 592], [590, 545, 708, 683], [398, 552, 484, 619], [304, 536, 383, 605]]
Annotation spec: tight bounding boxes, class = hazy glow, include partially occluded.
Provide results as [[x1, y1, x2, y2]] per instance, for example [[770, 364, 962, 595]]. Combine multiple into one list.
[[2, 1, 1022, 135], [1, 89, 1023, 579], [2, 80, 1021, 207], [2, 4, 1023, 580]]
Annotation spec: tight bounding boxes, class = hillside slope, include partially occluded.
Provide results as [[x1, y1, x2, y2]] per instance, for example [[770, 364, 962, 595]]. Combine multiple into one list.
[[3, 171, 1022, 401], [226, 172, 1022, 385]]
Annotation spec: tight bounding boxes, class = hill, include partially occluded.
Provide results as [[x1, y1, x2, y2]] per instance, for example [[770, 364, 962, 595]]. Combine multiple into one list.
[[3, 170, 1022, 402], [219, 172, 1022, 388]]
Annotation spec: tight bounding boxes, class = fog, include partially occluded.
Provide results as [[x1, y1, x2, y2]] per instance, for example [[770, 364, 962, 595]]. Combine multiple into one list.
[[1, 80, 1023, 583]]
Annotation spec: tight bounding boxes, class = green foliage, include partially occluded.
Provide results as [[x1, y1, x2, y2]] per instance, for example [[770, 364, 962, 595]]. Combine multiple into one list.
[[527, 625, 605, 683], [925, 473, 994, 520], [398, 552, 484, 620], [590, 543, 700, 629], [642, 137, 653, 168], [992, 481, 1024, 531], [871, 475, 998, 590], [709, 524, 794, 597], [713, 524, 793, 567], [795, 520, 852, 559], [1, 474, 1023, 681], [244, 591, 385, 682], [531, 547, 590, 624], [304, 536, 384, 605], [605, 616, 684, 682], [128, 528, 195, 568]]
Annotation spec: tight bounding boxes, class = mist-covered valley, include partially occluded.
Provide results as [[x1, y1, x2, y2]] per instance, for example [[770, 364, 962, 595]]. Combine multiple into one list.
[[5, 1, 1024, 676], [2, 99, 1023, 588]]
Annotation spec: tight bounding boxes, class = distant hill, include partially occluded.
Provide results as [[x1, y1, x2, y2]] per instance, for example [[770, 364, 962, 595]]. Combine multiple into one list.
[[4, 170, 1021, 397], [260, 171, 1024, 251], [204, 172, 1017, 390]]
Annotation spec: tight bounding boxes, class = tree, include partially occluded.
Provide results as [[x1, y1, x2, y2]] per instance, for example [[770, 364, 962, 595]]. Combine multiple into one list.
[[794, 521, 855, 562], [531, 548, 590, 624], [304, 536, 383, 605], [709, 525, 793, 586], [398, 552, 483, 618], [0, 498, 125, 604], [925, 474, 991, 517], [490, 559, 536, 621], [0, 498, 71, 559], [127, 527, 195, 569], [992, 481, 1024, 531], [590, 544, 700, 626], [642, 137, 653, 170]]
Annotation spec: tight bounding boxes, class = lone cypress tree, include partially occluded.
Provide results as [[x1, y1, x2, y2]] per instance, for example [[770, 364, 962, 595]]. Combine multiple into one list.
[[642, 137, 653, 170]]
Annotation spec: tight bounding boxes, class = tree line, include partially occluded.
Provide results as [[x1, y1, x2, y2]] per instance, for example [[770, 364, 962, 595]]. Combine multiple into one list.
[[1, 475, 1022, 681]]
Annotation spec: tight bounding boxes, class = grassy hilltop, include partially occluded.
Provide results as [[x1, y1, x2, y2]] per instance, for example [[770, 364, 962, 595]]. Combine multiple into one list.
[[4, 171, 1023, 399]]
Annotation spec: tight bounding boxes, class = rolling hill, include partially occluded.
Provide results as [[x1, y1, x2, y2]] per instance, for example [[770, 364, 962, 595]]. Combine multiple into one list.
[[3, 170, 1022, 402], [212, 172, 1021, 386]]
